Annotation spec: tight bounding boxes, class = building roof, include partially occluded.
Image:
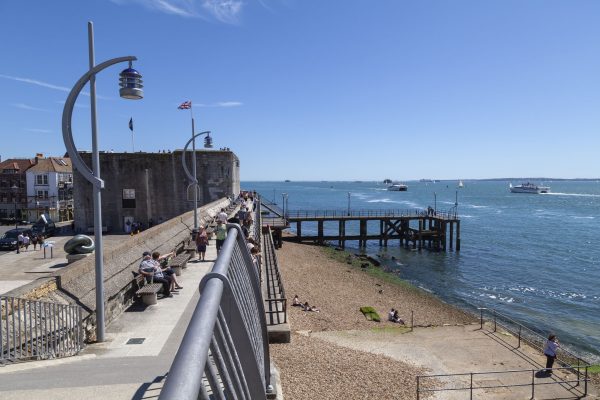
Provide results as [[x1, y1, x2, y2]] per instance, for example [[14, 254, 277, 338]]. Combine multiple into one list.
[[27, 157, 72, 173], [0, 158, 35, 173]]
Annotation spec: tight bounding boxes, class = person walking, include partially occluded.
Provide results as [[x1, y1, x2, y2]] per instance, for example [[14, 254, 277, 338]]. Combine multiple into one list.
[[543, 334, 560, 374], [195, 225, 209, 261], [215, 221, 227, 255]]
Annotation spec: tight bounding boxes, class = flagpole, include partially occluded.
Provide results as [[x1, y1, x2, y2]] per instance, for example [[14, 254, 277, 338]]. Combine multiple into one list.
[[191, 102, 198, 230]]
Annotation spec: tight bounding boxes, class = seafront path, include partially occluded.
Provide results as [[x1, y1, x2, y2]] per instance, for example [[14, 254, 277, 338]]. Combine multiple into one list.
[[0, 230, 216, 399]]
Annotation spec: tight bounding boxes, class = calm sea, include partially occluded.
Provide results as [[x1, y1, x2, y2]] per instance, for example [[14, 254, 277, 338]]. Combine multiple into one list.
[[245, 180, 600, 362]]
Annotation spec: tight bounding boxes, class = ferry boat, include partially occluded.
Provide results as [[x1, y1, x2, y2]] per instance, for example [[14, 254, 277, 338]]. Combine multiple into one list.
[[458, 180, 464, 188], [388, 183, 408, 191], [509, 182, 550, 194]]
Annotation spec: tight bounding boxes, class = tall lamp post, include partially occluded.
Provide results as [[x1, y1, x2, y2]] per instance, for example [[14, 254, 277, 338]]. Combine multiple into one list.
[[434, 192, 437, 214], [347, 192, 351, 216], [281, 193, 288, 217], [61, 22, 143, 342], [11, 184, 19, 254], [181, 130, 213, 230]]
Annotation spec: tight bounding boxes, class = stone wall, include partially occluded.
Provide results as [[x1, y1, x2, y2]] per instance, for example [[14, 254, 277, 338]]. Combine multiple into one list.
[[73, 150, 240, 233], [5, 197, 231, 341]]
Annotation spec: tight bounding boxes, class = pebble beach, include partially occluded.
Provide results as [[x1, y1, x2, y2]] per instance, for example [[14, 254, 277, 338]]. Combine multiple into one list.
[[269, 240, 477, 400]]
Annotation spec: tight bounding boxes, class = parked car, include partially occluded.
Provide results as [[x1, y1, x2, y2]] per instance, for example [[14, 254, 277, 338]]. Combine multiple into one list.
[[31, 216, 56, 238], [0, 228, 33, 250]]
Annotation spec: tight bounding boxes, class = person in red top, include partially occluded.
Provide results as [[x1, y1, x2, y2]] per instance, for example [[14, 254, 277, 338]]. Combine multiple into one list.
[[195, 225, 209, 261]]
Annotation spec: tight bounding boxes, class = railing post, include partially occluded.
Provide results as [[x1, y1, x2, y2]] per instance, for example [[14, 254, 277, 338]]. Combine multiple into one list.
[[531, 369, 535, 399], [480, 308, 483, 329], [411, 310, 414, 332], [576, 358, 580, 387], [470, 372, 473, 400], [585, 366, 588, 396], [518, 325, 521, 348], [416, 376, 420, 400], [493, 309, 497, 332]]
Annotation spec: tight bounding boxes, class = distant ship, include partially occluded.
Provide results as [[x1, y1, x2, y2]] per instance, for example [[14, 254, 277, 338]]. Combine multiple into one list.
[[458, 180, 464, 188], [284, 180, 291, 182], [509, 182, 550, 194], [383, 179, 393, 184], [388, 183, 408, 191]]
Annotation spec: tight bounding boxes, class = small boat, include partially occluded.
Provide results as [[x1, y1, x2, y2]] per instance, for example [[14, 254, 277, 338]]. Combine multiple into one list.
[[458, 180, 464, 188], [509, 182, 550, 194], [388, 183, 408, 191]]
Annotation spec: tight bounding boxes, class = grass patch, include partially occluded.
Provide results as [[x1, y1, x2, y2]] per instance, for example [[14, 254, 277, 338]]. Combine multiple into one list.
[[371, 326, 412, 334], [587, 365, 600, 374], [321, 246, 423, 293], [359, 306, 381, 322]]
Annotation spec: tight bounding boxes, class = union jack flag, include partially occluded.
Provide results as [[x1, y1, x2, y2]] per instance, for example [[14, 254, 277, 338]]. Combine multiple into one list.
[[178, 100, 192, 110]]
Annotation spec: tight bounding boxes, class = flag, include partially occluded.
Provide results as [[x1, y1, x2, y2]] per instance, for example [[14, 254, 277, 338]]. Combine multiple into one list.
[[128, 118, 133, 131], [178, 100, 192, 110]]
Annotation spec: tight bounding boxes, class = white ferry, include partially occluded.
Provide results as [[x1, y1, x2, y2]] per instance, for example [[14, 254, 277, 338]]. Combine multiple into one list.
[[388, 183, 408, 191], [509, 182, 550, 194]]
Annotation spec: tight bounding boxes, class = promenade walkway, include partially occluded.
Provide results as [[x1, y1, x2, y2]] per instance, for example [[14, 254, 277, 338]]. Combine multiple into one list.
[[0, 240, 217, 399]]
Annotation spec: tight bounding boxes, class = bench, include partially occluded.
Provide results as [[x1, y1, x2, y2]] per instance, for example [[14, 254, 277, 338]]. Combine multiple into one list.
[[169, 253, 191, 276], [183, 240, 196, 257], [133, 272, 163, 305]]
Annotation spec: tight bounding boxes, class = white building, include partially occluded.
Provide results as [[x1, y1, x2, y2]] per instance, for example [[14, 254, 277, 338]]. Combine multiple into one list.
[[25, 157, 74, 222]]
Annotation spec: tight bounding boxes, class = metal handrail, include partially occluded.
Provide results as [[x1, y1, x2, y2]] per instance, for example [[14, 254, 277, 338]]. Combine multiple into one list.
[[478, 307, 590, 369], [263, 227, 287, 325], [417, 366, 589, 399], [1, 296, 83, 362], [285, 208, 459, 220], [159, 224, 271, 399]]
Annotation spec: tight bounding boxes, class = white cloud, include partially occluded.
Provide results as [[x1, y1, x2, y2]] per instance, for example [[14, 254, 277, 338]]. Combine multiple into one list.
[[202, 0, 243, 23], [11, 103, 49, 112], [194, 101, 243, 107], [110, 0, 243, 23], [24, 128, 53, 133], [0, 74, 111, 100], [216, 101, 243, 107]]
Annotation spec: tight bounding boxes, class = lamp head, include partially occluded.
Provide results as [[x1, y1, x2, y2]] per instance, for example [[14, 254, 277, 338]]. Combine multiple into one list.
[[203, 133, 213, 149], [119, 63, 143, 100]]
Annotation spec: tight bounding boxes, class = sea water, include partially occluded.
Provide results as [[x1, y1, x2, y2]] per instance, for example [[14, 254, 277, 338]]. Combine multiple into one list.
[[246, 180, 600, 362]]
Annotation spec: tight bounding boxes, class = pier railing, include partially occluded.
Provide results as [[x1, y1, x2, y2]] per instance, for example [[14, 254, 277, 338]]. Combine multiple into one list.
[[285, 208, 458, 220], [417, 366, 589, 399], [263, 227, 287, 325], [1, 296, 83, 362], [477, 307, 590, 370], [159, 224, 272, 400]]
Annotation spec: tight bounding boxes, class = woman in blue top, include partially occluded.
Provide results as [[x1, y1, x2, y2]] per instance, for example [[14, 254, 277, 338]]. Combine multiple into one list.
[[543, 334, 560, 374]]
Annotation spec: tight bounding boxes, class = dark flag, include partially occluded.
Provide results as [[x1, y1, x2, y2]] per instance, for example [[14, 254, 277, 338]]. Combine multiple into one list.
[[129, 118, 133, 131]]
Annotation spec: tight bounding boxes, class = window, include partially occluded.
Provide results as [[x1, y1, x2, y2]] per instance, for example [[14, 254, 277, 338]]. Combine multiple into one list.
[[37, 190, 48, 199], [36, 174, 48, 185], [122, 188, 136, 208]]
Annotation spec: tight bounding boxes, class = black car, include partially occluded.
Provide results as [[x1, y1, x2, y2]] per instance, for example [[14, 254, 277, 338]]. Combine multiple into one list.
[[31, 216, 56, 237], [0, 228, 33, 250]]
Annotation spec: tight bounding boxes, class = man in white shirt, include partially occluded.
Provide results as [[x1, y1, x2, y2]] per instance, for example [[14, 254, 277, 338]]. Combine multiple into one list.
[[217, 208, 228, 224]]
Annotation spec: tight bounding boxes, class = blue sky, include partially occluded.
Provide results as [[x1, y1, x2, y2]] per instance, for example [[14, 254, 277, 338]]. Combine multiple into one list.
[[1, 1, 600, 180]]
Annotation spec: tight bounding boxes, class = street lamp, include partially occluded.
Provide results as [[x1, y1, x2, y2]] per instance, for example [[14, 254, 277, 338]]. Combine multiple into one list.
[[11, 184, 19, 254], [434, 192, 437, 214], [181, 129, 213, 230], [347, 192, 351, 216], [61, 21, 143, 343], [281, 193, 287, 217]]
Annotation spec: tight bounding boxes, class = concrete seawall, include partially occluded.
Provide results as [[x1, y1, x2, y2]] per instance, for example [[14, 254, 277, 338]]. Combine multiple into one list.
[[5, 197, 231, 341]]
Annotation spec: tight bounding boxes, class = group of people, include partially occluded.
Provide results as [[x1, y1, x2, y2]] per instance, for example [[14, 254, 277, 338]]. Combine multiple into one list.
[[17, 232, 44, 251], [138, 250, 183, 298], [388, 308, 405, 325], [292, 295, 320, 312]]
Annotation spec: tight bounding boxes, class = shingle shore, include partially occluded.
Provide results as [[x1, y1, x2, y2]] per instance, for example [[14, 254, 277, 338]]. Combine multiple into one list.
[[270, 241, 477, 400]]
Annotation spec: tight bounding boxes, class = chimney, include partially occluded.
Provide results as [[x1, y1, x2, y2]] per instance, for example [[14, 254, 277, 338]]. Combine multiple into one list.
[[35, 153, 44, 164]]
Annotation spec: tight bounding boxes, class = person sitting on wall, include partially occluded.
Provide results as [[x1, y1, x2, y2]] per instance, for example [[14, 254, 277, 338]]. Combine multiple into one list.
[[139, 251, 172, 298], [152, 251, 183, 292]]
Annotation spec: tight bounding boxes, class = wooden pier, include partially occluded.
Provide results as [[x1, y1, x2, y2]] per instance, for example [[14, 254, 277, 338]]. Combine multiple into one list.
[[282, 209, 461, 251]]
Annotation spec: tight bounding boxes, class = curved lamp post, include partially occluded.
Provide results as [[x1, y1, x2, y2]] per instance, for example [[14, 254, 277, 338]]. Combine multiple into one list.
[[182, 130, 213, 230], [61, 22, 143, 342]]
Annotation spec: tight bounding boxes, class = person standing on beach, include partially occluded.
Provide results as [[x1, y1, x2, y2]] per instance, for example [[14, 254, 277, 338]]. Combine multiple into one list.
[[543, 334, 560, 374]]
